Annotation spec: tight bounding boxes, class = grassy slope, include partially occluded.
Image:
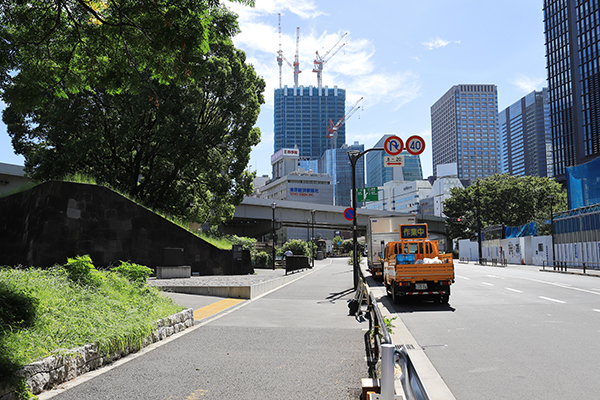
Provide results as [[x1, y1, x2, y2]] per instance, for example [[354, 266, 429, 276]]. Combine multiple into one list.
[[0, 267, 184, 386]]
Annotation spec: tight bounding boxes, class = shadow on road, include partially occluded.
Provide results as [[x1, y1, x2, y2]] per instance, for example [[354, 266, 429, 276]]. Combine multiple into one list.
[[391, 300, 456, 314]]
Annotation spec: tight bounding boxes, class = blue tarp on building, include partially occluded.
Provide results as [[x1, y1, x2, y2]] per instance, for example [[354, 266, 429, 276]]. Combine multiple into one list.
[[504, 221, 538, 238], [567, 156, 600, 209]]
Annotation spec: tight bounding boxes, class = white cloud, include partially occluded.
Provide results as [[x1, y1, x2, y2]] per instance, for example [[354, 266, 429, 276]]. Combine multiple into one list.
[[422, 37, 451, 50], [511, 74, 546, 93], [226, 0, 324, 20]]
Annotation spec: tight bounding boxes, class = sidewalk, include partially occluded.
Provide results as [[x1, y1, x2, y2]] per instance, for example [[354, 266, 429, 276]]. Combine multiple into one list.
[[40, 258, 370, 400]]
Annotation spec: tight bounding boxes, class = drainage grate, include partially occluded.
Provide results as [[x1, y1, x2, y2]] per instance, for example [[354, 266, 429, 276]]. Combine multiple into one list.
[[395, 344, 415, 350]]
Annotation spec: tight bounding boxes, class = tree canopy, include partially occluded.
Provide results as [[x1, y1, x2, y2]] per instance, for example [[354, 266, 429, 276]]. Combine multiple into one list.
[[0, 0, 253, 95], [2, 4, 265, 224], [443, 174, 567, 240]]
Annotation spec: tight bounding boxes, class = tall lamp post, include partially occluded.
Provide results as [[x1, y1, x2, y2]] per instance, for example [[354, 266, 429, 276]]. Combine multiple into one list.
[[547, 195, 555, 267], [271, 201, 276, 270], [348, 147, 384, 290], [311, 209, 316, 268]]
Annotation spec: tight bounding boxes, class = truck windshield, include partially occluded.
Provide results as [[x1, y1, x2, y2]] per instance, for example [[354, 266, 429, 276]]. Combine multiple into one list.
[[403, 242, 423, 254]]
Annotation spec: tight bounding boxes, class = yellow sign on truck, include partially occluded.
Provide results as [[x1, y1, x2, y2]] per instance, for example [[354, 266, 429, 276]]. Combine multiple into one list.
[[383, 223, 454, 304]]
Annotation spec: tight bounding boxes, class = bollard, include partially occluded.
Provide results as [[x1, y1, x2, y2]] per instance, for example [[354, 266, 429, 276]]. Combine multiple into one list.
[[381, 344, 395, 399]]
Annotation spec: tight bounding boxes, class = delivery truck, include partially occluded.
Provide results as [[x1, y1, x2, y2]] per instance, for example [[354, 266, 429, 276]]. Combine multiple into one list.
[[382, 223, 454, 304], [366, 215, 416, 279]]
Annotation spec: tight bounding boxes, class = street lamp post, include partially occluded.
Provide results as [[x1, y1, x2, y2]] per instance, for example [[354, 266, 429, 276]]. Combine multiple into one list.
[[271, 201, 276, 270], [547, 195, 555, 268], [348, 147, 384, 290], [311, 209, 316, 268]]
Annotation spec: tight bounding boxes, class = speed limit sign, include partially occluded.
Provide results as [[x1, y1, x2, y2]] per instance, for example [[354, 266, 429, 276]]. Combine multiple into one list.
[[405, 135, 425, 155]]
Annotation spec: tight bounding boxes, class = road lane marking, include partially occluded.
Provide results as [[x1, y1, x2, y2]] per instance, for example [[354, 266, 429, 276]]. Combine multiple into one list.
[[482, 282, 494, 286], [539, 296, 565, 304], [523, 277, 600, 297], [456, 275, 470, 280], [593, 309, 600, 313], [505, 287, 523, 293]]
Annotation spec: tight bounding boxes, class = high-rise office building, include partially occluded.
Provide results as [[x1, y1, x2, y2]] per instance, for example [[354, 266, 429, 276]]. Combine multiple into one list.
[[319, 142, 365, 206], [274, 85, 345, 160], [544, 0, 600, 182], [366, 134, 423, 187], [499, 88, 553, 177], [430, 85, 500, 183]]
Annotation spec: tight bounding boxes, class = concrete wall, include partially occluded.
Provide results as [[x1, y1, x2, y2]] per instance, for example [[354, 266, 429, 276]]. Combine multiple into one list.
[[0, 181, 252, 275]]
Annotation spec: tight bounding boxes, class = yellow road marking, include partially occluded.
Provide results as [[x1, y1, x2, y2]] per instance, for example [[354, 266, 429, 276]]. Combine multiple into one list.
[[193, 298, 245, 321]]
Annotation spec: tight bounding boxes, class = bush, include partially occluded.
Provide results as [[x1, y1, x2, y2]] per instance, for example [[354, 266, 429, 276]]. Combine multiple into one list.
[[111, 261, 153, 284], [252, 251, 271, 267], [63, 255, 104, 288], [280, 239, 311, 257]]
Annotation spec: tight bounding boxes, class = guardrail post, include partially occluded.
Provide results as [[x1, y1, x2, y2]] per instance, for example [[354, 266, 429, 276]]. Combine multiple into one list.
[[381, 344, 395, 400]]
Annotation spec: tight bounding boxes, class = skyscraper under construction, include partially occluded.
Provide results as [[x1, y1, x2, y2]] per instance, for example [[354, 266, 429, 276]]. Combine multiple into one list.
[[273, 85, 346, 160]]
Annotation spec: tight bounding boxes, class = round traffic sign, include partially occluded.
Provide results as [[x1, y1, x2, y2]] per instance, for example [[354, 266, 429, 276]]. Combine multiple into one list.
[[383, 135, 404, 156], [343, 207, 355, 221], [405, 135, 425, 155]]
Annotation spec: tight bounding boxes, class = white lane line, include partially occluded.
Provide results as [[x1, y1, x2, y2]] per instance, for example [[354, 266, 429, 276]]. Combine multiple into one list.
[[482, 282, 494, 286], [457, 275, 470, 280], [540, 296, 566, 304], [593, 309, 600, 313], [505, 287, 523, 293], [523, 277, 600, 296]]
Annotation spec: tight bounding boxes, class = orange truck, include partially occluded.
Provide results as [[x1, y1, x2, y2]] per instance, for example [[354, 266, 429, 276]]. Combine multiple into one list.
[[383, 223, 454, 304]]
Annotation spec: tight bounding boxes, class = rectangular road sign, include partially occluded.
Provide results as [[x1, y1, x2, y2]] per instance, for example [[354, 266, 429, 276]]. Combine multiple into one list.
[[384, 155, 405, 167], [357, 187, 379, 202]]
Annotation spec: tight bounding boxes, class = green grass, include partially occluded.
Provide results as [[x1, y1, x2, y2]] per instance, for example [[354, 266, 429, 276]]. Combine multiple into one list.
[[196, 230, 233, 250], [0, 265, 184, 392]]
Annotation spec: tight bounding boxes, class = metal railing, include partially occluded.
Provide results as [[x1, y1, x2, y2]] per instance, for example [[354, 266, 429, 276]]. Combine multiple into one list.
[[354, 270, 430, 400], [542, 260, 600, 274], [478, 257, 507, 267]]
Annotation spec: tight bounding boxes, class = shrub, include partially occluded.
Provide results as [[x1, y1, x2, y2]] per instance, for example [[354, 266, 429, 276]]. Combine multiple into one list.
[[111, 261, 153, 284], [0, 282, 39, 332], [63, 255, 104, 288], [281, 239, 311, 257], [252, 251, 271, 267]]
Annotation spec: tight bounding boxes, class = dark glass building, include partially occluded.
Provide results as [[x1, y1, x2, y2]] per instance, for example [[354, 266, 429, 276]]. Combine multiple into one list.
[[273, 85, 345, 160], [499, 88, 553, 177], [544, 0, 600, 182]]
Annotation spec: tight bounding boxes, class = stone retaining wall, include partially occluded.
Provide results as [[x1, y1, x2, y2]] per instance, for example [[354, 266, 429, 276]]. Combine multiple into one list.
[[0, 308, 194, 400]]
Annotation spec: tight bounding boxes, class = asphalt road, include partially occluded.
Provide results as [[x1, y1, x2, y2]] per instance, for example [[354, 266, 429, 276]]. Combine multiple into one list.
[[42, 258, 368, 400], [386, 262, 600, 400]]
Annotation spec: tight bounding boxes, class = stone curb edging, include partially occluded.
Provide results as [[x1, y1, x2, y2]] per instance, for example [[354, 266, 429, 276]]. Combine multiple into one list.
[[0, 308, 194, 400]]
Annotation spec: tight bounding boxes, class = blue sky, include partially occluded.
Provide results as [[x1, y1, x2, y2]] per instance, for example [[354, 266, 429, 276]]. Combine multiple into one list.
[[0, 0, 547, 180]]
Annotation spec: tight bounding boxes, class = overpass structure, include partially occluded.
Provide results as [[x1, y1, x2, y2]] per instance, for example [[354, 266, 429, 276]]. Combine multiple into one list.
[[220, 197, 448, 244]]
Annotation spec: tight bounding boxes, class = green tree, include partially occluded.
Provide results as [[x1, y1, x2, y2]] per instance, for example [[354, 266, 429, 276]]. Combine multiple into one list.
[[443, 174, 567, 240], [0, 0, 253, 96], [280, 240, 311, 258], [4, 11, 265, 224]]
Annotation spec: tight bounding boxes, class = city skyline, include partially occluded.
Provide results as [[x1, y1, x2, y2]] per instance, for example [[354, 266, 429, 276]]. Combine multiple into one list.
[[0, 1, 548, 181]]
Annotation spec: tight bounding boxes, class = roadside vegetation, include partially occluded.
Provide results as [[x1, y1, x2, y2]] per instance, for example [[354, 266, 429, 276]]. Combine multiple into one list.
[[0, 256, 183, 397]]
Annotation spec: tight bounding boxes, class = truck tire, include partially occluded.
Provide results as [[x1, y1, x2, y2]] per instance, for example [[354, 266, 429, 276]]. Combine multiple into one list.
[[440, 287, 450, 304]]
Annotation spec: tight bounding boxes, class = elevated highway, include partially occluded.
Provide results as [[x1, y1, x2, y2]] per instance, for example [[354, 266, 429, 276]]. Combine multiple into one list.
[[220, 197, 448, 244]]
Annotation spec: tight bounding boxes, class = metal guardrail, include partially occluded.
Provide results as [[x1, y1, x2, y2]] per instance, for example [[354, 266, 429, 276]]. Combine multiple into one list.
[[478, 257, 507, 267], [542, 260, 600, 274], [353, 269, 431, 400]]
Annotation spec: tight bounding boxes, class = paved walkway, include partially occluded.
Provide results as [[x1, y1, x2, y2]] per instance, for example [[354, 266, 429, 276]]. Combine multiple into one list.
[[40, 258, 370, 400]]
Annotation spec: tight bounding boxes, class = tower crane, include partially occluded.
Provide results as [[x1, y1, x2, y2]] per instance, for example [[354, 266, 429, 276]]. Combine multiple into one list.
[[276, 15, 302, 88], [313, 32, 348, 88], [326, 97, 364, 139]]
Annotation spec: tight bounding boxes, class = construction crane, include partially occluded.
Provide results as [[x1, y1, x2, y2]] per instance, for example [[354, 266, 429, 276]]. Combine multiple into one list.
[[313, 32, 348, 88], [326, 96, 364, 140], [276, 15, 302, 88]]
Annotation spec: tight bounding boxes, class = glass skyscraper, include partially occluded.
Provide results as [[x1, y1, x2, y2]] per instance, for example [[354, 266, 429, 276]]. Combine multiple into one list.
[[274, 85, 346, 160], [544, 0, 600, 183], [430, 85, 500, 183], [319, 142, 365, 206], [499, 88, 553, 177]]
